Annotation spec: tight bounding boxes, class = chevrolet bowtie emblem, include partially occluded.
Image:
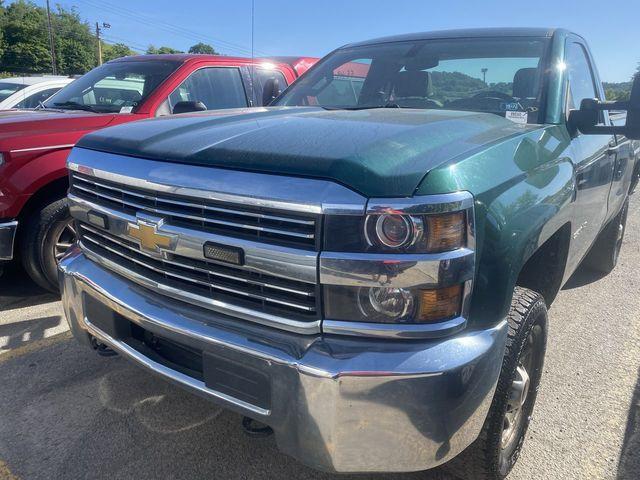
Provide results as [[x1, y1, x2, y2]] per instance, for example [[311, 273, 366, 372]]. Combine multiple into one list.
[[127, 216, 176, 254]]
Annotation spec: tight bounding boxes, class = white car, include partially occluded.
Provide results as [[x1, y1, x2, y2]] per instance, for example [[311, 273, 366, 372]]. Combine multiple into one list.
[[0, 76, 73, 110]]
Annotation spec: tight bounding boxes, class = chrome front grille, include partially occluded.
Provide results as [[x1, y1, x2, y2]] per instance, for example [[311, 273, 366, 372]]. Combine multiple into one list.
[[66, 149, 368, 333], [78, 223, 320, 320], [70, 172, 320, 250]]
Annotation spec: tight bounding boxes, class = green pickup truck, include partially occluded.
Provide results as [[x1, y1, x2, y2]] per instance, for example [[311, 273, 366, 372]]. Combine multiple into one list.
[[58, 28, 639, 478]]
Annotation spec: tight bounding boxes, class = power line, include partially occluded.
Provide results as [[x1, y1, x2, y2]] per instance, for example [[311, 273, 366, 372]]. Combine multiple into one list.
[[79, 0, 271, 57], [98, 0, 272, 56], [100, 34, 147, 53]]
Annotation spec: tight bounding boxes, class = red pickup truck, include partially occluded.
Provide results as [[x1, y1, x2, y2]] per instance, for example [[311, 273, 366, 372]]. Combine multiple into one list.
[[0, 54, 316, 291]]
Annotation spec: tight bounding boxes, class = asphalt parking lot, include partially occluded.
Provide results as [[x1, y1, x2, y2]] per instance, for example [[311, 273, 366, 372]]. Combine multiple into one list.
[[1, 198, 639, 480]]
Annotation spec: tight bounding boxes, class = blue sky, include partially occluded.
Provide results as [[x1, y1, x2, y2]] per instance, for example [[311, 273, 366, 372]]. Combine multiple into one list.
[[29, 0, 640, 82]]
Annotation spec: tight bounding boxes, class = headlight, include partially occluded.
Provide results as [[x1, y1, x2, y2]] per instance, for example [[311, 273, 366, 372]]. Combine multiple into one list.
[[359, 286, 415, 320], [321, 193, 473, 327], [366, 214, 420, 248], [325, 210, 467, 253], [324, 284, 463, 324]]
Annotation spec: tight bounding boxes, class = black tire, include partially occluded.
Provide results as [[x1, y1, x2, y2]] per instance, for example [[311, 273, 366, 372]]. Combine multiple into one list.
[[630, 160, 639, 195], [446, 287, 548, 480], [584, 199, 629, 274], [20, 197, 75, 293]]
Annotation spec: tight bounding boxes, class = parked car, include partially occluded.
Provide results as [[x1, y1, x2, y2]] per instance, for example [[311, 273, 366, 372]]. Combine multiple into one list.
[[0, 76, 73, 110], [0, 54, 317, 291], [58, 28, 639, 479]]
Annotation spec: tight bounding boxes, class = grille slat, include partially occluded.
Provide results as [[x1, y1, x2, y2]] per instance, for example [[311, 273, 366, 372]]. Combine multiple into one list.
[[70, 172, 319, 249], [80, 223, 315, 298], [78, 224, 319, 317], [72, 182, 315, 240], [75, 176, 316, 226]]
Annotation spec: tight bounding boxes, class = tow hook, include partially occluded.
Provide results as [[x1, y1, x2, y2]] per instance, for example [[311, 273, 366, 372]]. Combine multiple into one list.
[[241, 416, 273, 437], [90, 336, 117, 357]]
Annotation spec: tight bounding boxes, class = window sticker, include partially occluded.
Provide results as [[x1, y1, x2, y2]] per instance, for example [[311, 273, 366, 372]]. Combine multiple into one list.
[[505, 110, 528, 124], [119, 106, 134, 114]]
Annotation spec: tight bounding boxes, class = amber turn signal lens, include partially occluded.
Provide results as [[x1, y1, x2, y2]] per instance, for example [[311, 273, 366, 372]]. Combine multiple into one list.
[[426, 211, 466, 252], [417, 284, 463, 322]]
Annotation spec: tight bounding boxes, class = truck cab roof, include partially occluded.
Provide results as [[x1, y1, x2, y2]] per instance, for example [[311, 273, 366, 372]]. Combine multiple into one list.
[[346, 27, 568, 48]]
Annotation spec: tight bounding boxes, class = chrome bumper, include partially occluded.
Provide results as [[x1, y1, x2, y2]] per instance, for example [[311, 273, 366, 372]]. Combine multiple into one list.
[[0, 220, 18, 261], [59, 246, 507, 473]]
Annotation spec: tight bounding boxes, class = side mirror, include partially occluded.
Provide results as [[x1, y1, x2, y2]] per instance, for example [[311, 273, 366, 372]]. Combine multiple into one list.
[[262, 77, 281, 106], [172, 101, 207, 114], [569, 73, 640, 139]]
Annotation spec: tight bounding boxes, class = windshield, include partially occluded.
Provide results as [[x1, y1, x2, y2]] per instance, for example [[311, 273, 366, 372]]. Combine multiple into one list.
[[43, 60, 181, 113], [0, 82, 27, 102], [275, 37, 550, 124]]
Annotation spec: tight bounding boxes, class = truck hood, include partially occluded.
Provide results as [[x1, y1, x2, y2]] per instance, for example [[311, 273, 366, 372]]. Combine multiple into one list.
[[0, 109, 117, 142], [77, 107, 537, 197]]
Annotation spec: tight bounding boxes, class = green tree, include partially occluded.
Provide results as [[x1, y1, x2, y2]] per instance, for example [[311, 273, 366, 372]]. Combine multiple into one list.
[[603, 81, 632, 101], [0, 0, 51, 73], [0, 1, 6, 62], [188, 42, 217, 55], [146, 45, 183, 55], [53, 5, 95, 74], [0, 1, 138, 75], [102, 42, 135, 62]]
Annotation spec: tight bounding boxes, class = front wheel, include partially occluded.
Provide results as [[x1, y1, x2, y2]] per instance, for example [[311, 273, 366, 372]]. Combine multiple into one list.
[[446, 287, 548, 480], [20, 197, 76, 293]]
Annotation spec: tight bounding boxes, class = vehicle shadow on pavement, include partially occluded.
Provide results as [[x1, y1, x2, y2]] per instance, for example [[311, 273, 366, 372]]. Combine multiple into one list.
[[562, 263, 607, 290], [0, 315, 63, 351], [617, 367, 640, 479], [0, 263, 58, 311]]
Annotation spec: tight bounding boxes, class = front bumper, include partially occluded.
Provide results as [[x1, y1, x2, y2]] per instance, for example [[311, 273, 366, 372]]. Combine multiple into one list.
[[0, 220, 18, 261], [59, 246, 507, 473]]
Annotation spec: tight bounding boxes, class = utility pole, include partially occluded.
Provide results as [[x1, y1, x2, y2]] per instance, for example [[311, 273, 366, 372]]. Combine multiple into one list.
[[95, 22, 103, 66], [95, 22, 111, 66], [45, 0, 58, 75], [249, 0, 255, 106]]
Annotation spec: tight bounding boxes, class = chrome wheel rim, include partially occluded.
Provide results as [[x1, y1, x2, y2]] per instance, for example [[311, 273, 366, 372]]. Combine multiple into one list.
[[501, 364, 530, 448], [54, 221, 77, 262]]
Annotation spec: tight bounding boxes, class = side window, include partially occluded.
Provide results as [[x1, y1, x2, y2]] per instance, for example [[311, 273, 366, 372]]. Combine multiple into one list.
[[168, 67, 247, 112], [566, 42, 599, 112], [254, 68, 288, 105], [15, 87, 62, 109], [255, 69, 288, 91]]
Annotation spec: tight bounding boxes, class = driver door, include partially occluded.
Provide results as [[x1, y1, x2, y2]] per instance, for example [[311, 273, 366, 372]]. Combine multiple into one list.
[[565, 38, 616, 267]]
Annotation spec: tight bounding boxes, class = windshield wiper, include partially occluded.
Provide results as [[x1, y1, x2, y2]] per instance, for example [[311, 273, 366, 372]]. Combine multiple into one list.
[[322, 103, 402, 111], [53, 101, 101, 113]]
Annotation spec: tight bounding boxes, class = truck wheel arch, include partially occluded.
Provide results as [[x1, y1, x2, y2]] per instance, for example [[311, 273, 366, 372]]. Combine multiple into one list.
[[17, 176, 69, 235], [472, 182, 573, 324], [11, 148, 71, 222], [515, 222, 571, 306]]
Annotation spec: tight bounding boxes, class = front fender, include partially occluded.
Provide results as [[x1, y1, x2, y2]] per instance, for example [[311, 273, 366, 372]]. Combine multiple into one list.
[[0, 148, 71, 217], [416, 125, 575, 324]]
